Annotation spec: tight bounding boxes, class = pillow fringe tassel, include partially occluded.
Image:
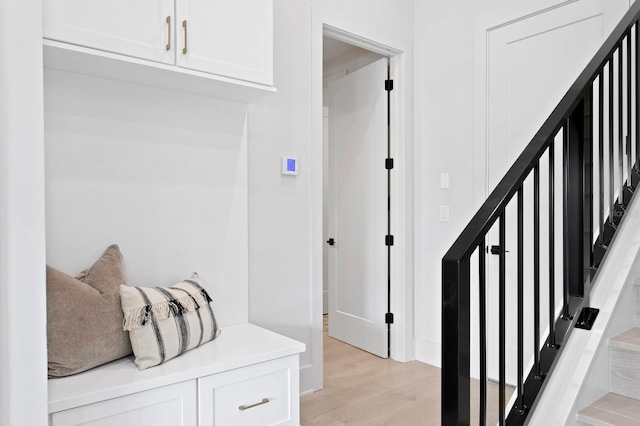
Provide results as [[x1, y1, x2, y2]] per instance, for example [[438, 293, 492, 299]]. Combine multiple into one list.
[[122, 291, 210, 331]]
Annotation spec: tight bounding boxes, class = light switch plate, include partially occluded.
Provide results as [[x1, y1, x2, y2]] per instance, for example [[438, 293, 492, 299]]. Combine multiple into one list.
[[440, 205, 450, 222], [440, 173, 450, 189]]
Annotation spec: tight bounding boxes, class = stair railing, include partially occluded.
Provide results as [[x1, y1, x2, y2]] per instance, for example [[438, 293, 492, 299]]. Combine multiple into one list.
[[442, 2, 640, 424]]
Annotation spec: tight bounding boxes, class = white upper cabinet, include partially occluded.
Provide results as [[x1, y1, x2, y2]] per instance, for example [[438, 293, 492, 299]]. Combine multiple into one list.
[[176, 0, 273, 86], [43, 0, 174, 65], [43, 0, 274, 89]]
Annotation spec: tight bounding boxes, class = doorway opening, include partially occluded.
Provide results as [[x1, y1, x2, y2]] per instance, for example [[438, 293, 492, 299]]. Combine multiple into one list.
[[311, 21, 410, 394], [322, 34, 391, 359]]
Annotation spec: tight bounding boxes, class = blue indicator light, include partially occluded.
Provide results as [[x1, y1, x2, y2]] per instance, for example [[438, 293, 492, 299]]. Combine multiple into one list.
[[287, 158, 296, 172]]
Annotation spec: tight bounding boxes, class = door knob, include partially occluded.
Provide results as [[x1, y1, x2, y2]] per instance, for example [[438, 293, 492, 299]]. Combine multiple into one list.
[[326, 238, 336, 246], [488, 245, 509, 254]]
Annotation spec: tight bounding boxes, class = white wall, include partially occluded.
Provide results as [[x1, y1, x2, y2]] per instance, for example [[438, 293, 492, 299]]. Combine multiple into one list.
[[413, 0, 630, 368], [248, 0, 414, 394], [0, 0, 48, 424], [44, 69, 250, 327], [413, 0, 523, 367]]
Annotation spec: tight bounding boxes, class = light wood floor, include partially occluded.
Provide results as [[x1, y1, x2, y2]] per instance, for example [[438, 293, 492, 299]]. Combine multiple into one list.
[[300, 316, 510, 425]]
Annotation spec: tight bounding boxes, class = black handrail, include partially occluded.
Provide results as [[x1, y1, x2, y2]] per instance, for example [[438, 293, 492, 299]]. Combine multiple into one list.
[[442, 1, 640, 424]]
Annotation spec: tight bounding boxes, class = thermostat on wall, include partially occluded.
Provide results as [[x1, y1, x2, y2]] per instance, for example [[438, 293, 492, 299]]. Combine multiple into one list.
[[282, 157, 299, 175]]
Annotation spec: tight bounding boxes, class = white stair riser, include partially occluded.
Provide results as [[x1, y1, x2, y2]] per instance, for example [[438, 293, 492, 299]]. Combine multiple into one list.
[[611, 346, 640, 400], [636, 286, 640, 326]]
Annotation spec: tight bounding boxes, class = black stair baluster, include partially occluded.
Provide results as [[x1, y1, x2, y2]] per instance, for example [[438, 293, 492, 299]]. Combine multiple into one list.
[[499, 212, 506, 426], [599, 71, 605, 247], [636, 23, 640, 173], [479, 239, 487, 426], [548, 143, 557, 348], [624, 31, 636, 204], [619, 46, 624, 202], [610, 58, 617, 225], [587, 82, 595, 277], [534, 164, 541, 376], [562, 123, 570, 319], [517, 187, 524, 414], [628, 33, 633, 181], [594, 70, 608, 268], [603, 58, 617, 244]]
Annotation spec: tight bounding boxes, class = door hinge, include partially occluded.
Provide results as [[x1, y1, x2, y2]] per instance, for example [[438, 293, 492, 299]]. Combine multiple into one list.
[[385, 312, 394, 324], [385, 79, 394, 91], [385, 235, 394, 246], [385, 158, 394, 170]]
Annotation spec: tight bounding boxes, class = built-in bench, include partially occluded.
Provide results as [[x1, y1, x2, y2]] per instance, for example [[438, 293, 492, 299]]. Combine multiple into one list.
[[48, 323, 305, 426]]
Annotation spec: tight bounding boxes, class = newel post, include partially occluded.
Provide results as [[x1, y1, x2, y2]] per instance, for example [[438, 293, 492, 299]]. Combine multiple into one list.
[[441, 256, 471, 425], [565, 92, 593, 300]]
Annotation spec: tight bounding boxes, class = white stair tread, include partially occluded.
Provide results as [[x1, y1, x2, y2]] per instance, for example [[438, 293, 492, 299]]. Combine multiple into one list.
[[578, 393, 640, 425], [611, 328, 640, 352]]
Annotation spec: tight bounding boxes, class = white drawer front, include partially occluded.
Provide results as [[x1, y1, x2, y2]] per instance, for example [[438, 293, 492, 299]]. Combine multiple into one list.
[[198, 355, 299, 426], [50, 380, 197, 426]]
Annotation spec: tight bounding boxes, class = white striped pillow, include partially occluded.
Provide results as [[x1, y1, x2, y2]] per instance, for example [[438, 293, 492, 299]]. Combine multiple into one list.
[[119, 273, 220, 370]]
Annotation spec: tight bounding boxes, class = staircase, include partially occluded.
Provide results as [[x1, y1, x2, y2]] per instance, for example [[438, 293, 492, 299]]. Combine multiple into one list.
[[441, 1, 640, 424], [579, 286, 640, 425]]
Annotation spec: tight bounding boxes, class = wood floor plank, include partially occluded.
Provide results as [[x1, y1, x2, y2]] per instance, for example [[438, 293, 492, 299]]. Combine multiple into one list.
[[578, 393, 640, 425], [301, 316, 511, 425]]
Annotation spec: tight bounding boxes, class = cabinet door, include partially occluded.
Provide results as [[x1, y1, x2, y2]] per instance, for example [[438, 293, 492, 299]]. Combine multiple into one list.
[[198, 355, 300, 426], [50, 380, 197, 426], [176, 0, 273, 86], [43, 0, 174, 64]]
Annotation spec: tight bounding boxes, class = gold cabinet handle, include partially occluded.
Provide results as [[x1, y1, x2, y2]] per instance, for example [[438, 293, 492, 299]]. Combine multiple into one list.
[[238, 398, 270, 411], [182, 20, 188, 54], [165, 16, 171, 50]]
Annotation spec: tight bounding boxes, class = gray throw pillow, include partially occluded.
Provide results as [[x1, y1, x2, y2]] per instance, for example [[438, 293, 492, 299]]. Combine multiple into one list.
[[47, 244, 132, 377]]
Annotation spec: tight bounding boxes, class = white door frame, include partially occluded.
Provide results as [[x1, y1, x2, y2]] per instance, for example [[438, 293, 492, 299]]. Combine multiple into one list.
[[310, 9, 414, 392]]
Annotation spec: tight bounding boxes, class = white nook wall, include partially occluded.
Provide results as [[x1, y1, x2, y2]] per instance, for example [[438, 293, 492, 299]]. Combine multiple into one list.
[[44, 69, 249, 327]]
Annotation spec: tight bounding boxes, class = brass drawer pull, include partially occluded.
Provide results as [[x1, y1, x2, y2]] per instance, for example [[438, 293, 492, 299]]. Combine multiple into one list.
[[238, 398, 270, 411], [182, 20, 188, 54], [165, 16, 171, 50]]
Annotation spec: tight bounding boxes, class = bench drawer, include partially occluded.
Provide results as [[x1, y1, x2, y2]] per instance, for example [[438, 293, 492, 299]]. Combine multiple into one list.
[[50, 380, 196, 426], [198, 355, 299, 426]]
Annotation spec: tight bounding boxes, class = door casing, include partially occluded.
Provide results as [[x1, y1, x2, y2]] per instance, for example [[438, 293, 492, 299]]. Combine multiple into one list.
[[309, 10, 413, 394]]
